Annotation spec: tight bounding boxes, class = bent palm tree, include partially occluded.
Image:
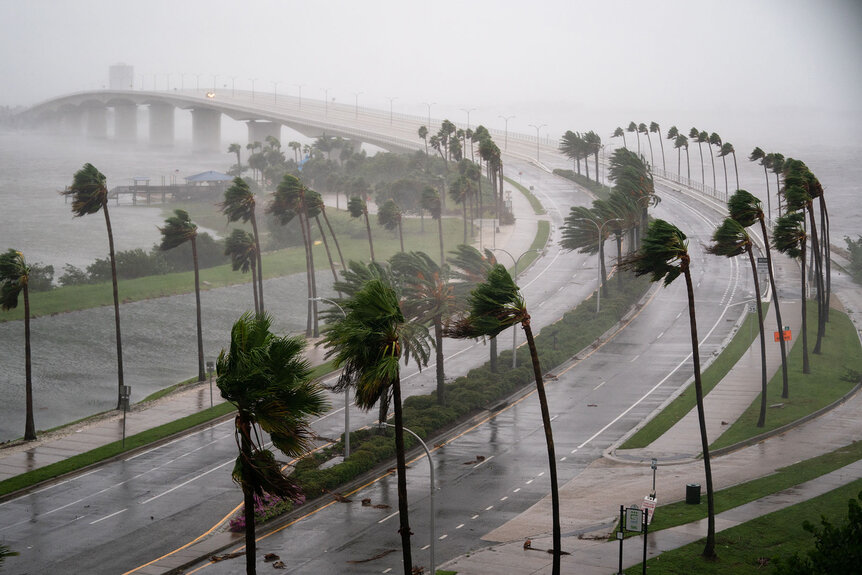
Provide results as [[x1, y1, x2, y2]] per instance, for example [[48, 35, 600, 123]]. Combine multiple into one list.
[[217, 313, 329, 575], [348, 196, 375, 262], [650, 122, 665, 170], [627, 121, 640, 156], [709, 133, 727, 198], [159, 210, 205, 381], [378, 199, 404, 253], [749, 147, 773, 223], [422, 187, 445, 264], [639, 123, 653, 166], [228, 143, 242, 174], [719, 142, 740, 191], [447, 244, 500, 371], [689, 128, 706, 186], [619, 219, 717, 559], [613, 126, 627, 149], [63, 163, 125, 408], [221, 178, 264, 312], [323, 279, 430, 575], [448, 265, 563, 574], [773, 212, 810, 373], [708, 218, 768, 427], [0, 249, 36, 440], [225, 229, 259, 314], [728, 190, 790, 397]]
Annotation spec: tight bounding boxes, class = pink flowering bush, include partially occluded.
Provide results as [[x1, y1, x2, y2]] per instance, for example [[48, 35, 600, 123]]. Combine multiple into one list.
[[229, 492, 306, 532]]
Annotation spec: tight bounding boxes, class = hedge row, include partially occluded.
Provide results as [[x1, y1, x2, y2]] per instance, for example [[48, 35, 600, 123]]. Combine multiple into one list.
[[552, 168, 613, 201], [290, 272, 650, 500]]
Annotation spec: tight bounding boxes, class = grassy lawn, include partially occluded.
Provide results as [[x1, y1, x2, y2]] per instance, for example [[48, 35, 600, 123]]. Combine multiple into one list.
[[621, 304, 768, 449], [504, 176, 546, 215], [625, 476, 862, 574], [712, 305, 862, 449]]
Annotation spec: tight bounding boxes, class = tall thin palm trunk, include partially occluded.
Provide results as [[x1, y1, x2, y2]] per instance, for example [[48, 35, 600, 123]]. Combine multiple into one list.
[[745, 246, 768, 427], [721, 156, 728, 198], [800, 240, 810, 373], [658, 136, 666, 171], [437, 215, 445, 266], [522, 317, 561, 574], [697, 142, 705, 186], [250, 213, 265, 313], [250, 261, 259, 315], [102, 201, 125, 409], [819, 197, 830, 321], [321, 208, 346, 272], [391, 376, 413, 575], [397, 218, 404, 253], [732, 151, 740, 191], [682, 263, 716, 558], [239, 417, 258, 575], [316, 216, 339, 285], [191, 237, 205, 381], [23, 283, 35, 440], [763, 165, 772, 224], [434, 316, 445, 405], [759, 217, 789, 397], [489, 336, 497, 373], [363, 208, 375, 262], [708, 147, 716, 191], [805, 204, 825, 353], [302, 206, 319, 337], [296, 209, 315, 337]]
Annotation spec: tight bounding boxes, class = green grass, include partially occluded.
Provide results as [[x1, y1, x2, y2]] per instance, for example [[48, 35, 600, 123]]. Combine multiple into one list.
[[712, 305, 862, 449], [0, 402, 235, 498], [0, 212, 464, 322], [621, 304, 768, 449], [552, 168, 613, 201], [624, 476, 862, 574], [504, 176, 546, 215]]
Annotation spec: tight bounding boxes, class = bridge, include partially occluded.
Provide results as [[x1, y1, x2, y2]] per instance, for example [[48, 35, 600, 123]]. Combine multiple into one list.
[[12, 89, 551, 159]]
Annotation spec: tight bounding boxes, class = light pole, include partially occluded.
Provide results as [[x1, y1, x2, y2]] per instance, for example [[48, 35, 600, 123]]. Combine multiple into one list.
[[206, 360, 215, 407], [386, 96, 397, 125], [211, 74, 218, 92], [295, 84, 304, 110], [250, 78, 257, 101], [164, 73, 171, 91], [180, 73, 187, 91], [528, 123, 546, 162], [352, 91, 362, 119], [423, 102, 436, 130], [272, 81, 279, 104], [230, 76, 237, 97], [574, 218, 621, 313], [323, 88, 329, 118], [461, 107, 476, 130], [194, 74, 201, 91], [492, 248, 542, 368], [499, 115, 515, 150], [378, 422, 435, 575], [311, 297, 350, 459]]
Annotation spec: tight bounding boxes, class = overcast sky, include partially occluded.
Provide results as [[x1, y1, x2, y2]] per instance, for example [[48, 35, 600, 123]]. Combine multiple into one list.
[[2, 0, 861, 146]]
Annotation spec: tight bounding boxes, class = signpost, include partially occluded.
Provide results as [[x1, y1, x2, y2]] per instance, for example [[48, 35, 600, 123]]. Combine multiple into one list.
[[120, 385, 131, 448], [618, 504, 650, 575]]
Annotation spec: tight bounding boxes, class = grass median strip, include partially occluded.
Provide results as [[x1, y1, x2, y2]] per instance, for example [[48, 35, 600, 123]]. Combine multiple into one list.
[[504, 177, 545, 215]]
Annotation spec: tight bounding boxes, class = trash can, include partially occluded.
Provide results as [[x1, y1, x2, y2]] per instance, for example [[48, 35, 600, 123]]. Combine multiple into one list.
[[686, 483, 701, 504]]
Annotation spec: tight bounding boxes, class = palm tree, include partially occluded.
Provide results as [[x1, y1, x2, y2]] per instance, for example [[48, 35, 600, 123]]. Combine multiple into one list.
[[719, 142, 740, 191], [288, 140, 301, 164], [63, 164, 125, 408], [269, 174, 319, 337], [584, 131, 603, 184], [770, 153, 786, 217], [561, 206, 610, 297], [323, 279, 431, 575], [728, 190, 790, 397], [447, 244, 500, 372], [559, 130, 585, 175], [689, 128, 706, 186], [305, 190, 339, 287], [639, 123, 653, 167], [749, 147, 773, 223], [421, 187, 445, 265], [709, 133, 727, 198], [448, 265, 563, 573], [221, 177, 265, 312], [700, 131, 715, 191], [708, 218, 769, 427], [159, 210, 205, 382], [627, 121, 640, 156], [217, 312, 328, 575], [228, 143, 243, 174], [418, 125, 429, 156], [348, 196, 375, 262], [391, 251, 455, 406], [225, 229, 259, 314], [675, 134, 690, 180], [0, 249, 36, 440], [449, 173, 472, 245], [650, 122, 665, 171], [619, 219, 717, 559], [378, 199, 404, 253], [773, 212, 810, 373], [613, 126, 627, 149]]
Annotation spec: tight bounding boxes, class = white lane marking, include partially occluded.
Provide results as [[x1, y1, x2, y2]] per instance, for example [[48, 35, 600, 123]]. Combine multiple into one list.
[[571, 448, 578, 454], [439, 534, 448, 540], [90, 508, 127, 525], [550, 415, 558, 422], [513, 488, 521, 493], [471, 514, 479, 519], [656, 331, 665, 339], [139, 459, 233, 505], [456, 523, 464, 529], [485, 505, 494, 511], [526, 479, 533, 484], [124, 422, 232, 461], [473, 455, 494, 469], [538, 472, 545, 477], [379, 511, 399, 524], [538, 300, 546, 307], [560, 457, 567, 461], [421, 544, 430, 550], [630, 354, 640, 363], [500, 496, 508, 502], [593, 381, 605, 391], [675, 311, 683, 319], [383, 568, 392, 574]]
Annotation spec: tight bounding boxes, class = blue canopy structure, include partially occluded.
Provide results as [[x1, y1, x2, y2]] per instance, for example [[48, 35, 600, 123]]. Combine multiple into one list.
[[185, 170, 232, 183]]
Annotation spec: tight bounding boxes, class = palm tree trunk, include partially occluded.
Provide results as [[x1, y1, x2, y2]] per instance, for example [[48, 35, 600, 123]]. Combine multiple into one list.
[[800, 243, 810, 374], [102, 201, 125, 409], [806, 205, 825, 354], [462, 201, 468, 245], [398, 219, 404, 253], [697, 143, 705, 185], [646, 134, 654, 167], [819, 197, 830, 322], [303, 208, 320, 338], [594, 151, 600, 185], [437, 216, 445, 266], [721, 157, 728, 199], [489, 335, 498, 373], [615, 233, 623, 290], [708, 146, 716, 191], [746, 246, 768, 427], [622, 132, 627, 149], [685, 148, 691, 181], [682, 265, 716, 559], [732, 151, 740, 191], [599, 238, 608, 298], [321, 208, 346, 272], [763, 165, 772, 225], [363, 209, 375, 262], [191, 237, 205, 381], [23, 284, 35, 440], [434, 316, 445, 405], [239, 416, 258, 575], [677, 148, 681, 178], [584, 154, 590, 181], [658, 136, 666, 171], [250, 261, 260, 315], [250, 213, 265, 313], [521, 317, 561, 574], [316, 216, 339, 285], [758, 217, 789, 397], [391, 376, 413, 575], [297, 210, 314, 337]]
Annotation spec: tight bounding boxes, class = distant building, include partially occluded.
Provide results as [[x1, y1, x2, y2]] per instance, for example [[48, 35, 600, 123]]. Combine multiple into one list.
[[109, 64, 134, 90]]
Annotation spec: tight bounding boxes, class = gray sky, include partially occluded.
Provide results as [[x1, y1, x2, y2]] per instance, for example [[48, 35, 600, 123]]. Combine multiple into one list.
[[2, 0, 861, 145]]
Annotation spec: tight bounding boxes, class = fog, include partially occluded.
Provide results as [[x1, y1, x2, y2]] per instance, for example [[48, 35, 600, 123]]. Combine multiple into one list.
[[2, 0, 861, 146]]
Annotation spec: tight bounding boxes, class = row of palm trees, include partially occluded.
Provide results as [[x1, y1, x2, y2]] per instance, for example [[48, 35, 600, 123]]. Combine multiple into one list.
[[558, 130, 603, 184]]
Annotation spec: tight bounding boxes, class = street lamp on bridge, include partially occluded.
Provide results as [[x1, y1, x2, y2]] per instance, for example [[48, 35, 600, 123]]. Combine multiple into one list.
[[461, 107, 476, 130], [386, 96, 397, 125], [423, 102, 436, 130], [499, 115, 515, 150], [528, 123, 547, 162], [573, 217, 622, 313], [491, 248, 543, 368]]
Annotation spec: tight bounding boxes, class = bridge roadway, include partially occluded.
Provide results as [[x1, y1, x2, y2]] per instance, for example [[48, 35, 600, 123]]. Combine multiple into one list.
[[0, 138, 748, 574]]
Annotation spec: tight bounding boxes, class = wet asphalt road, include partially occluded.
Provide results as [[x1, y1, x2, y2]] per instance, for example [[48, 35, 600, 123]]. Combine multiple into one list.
[[0, 159, 748, 574]]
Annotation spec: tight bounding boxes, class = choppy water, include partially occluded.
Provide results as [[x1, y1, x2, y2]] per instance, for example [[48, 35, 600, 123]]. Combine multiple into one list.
[[0, 128, 859, 442]]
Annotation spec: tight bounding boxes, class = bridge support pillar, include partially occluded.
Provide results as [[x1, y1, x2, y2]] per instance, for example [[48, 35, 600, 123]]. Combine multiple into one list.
[[246, 121, 281, 146], [114, 103, 137, 142], [192, 108, 221, 153], [85, 106, 107, 139], [149, 103, 174, 147], [60, 110, 83, 136]]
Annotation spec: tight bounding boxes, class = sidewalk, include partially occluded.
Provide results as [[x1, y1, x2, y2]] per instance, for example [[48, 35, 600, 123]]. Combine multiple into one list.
[[0, 181, 541, 489]]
